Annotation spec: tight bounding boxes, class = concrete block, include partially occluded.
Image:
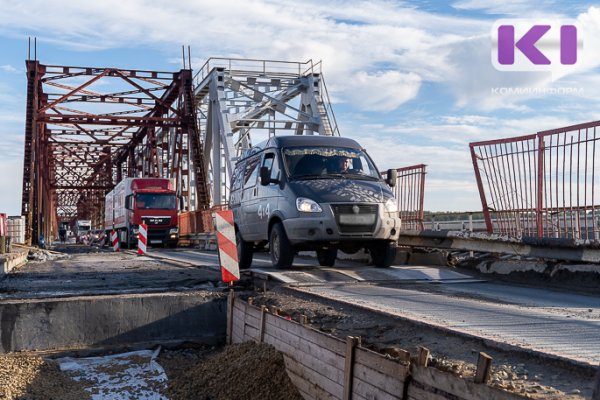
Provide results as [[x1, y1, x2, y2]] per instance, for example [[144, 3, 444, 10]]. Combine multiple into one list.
[[409, 252, 447, 266], [0, 250, 28, 275], [394, 250, 410, 265], [0, 291, 226, 353], [551, 264, 600, 277], [478, 260, 548, 275]]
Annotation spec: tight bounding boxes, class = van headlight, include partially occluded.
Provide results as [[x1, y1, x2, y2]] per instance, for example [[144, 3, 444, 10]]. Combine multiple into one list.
[[169, 228, 178, 234], [384, 198, 398, 213], [296, 197, 322, 213]]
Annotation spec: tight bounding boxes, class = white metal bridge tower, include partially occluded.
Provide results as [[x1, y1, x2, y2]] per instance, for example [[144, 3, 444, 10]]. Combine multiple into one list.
[[192, 58, 340, 207]]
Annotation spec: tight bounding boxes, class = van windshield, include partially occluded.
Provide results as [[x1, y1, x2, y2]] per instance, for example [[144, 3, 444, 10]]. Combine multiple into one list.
[[283, 146, 381, 180], [136, 193, 177, 210]]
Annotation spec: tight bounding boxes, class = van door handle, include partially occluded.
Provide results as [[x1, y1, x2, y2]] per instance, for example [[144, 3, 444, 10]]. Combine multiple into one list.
[[253, 187, 257, 196]]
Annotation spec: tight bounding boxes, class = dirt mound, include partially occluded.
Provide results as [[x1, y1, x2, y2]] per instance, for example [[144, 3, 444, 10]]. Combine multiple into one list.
[[165, 341, 302, 400]]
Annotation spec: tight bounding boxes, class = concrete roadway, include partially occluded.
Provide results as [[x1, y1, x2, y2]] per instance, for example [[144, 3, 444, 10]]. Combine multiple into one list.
[[148, 248, 600, 367]]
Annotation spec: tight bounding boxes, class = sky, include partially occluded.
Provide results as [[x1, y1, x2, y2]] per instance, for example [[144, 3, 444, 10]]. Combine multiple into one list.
[[1, 0, 600, 215]]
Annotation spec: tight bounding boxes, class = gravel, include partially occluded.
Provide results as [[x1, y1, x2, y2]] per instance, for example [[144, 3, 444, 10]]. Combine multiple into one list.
[[0, 354, 89, 400]]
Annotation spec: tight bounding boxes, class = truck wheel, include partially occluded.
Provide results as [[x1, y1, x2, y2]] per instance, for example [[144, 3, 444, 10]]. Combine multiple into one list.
[[236, 230, 253, 269], [270, 222, 294, 269], [121, 230, 129, 249], [370, 241, 396, 268], [317, 248, 337, 266]]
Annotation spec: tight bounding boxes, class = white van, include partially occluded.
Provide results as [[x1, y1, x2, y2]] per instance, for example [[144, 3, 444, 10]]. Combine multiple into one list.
[[230, 135, 400, 269]]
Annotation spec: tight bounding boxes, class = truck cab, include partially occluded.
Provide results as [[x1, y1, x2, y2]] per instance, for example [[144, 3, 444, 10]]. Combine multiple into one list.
[[105, 178, 179, 248], [126, 190, 179, 247], [230, 135, 400, 269], [75, 220, 92, 244]]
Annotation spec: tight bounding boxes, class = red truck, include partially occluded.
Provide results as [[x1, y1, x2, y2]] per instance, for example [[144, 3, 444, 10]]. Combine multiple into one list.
[[104, 177, 179, 248]]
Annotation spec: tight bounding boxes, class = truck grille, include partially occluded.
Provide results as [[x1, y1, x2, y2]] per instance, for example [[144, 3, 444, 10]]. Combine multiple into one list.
[[148, 228, 168, 241], [331, 204, 378, 234]]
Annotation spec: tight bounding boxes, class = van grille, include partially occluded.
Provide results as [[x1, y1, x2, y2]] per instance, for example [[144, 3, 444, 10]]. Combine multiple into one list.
[[331, 204, 378, 233]]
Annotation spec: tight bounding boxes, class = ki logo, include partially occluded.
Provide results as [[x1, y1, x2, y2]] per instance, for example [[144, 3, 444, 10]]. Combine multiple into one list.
[[492, 19, 582, 73]]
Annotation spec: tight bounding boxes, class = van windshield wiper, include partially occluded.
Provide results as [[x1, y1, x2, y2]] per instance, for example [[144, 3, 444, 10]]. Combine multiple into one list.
[[293, 173, 378, 181], [344, 172, 379, 181], [320, 173, 345, 179], [293, 174, 327, 180]]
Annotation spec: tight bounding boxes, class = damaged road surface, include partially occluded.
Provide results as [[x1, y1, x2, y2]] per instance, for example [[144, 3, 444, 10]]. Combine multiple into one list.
[[0, 245, 222, 299]]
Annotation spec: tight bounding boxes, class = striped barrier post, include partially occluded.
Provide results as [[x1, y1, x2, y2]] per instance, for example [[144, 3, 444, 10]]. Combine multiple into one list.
[[111, 230, 120, 252], [213, 210, 240, 283], [138, 223, 148, 255]]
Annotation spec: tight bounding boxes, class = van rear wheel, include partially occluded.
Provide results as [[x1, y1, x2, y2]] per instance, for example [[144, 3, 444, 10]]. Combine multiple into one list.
[[317, 248, 337, 266], [370, 241, 396, 268], [236, 230, 253, 269], [270, 222, 294, 269]]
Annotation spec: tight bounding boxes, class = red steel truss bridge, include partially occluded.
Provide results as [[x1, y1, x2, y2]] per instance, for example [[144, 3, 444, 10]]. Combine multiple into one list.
[[21, 58, 211, 245]]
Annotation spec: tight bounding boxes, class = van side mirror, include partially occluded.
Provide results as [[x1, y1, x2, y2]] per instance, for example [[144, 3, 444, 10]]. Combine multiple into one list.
[[386, 169, 397, 187], [260, 166, 271, 186], [179, 195, 184, 211]]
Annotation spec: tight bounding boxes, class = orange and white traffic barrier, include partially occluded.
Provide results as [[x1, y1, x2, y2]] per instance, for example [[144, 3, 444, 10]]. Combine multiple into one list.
[[213, 210, 240, 283], [137, 223, 148, 255], [111, 230, 120, 252]]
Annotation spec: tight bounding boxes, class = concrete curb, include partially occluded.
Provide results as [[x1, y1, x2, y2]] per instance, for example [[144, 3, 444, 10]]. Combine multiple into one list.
[[475, 260, 600, 289], [0, 249, 29, 275]]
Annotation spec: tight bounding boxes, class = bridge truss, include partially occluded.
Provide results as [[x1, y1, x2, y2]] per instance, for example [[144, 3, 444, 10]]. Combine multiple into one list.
[[21, 59, 210, 244], [193, 58, 339, 205], [21, 56, 339, 244]]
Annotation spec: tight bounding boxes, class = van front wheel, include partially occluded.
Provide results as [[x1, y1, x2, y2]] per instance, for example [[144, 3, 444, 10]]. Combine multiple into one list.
[[236, 231, 253, 270], [270, 223, 294, 269]]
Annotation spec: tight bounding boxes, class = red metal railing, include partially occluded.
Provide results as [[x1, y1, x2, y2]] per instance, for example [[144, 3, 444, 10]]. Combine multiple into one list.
[[384, 164, 427, 231], [470, 120, 600, 240]]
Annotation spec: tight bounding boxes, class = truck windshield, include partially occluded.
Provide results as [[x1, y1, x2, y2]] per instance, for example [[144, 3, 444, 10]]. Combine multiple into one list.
[[136, 194, 176, 210], [283, 146, 381, 180]]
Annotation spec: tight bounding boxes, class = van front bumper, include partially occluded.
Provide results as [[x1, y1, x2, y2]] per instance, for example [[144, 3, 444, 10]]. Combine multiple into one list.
[[282, 204, 400, 245]]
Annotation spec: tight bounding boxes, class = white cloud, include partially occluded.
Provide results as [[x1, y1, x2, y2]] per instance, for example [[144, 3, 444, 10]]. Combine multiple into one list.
[[425, 178, 480, 211], [0, 65, 20, 73], [348, 70, 421, 111], [351, 135, 473, 176], [452, 0, 563, 17]]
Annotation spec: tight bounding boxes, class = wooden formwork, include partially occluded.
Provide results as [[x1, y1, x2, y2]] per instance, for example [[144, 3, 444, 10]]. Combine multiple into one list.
[[229, 295, 529, 400]]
